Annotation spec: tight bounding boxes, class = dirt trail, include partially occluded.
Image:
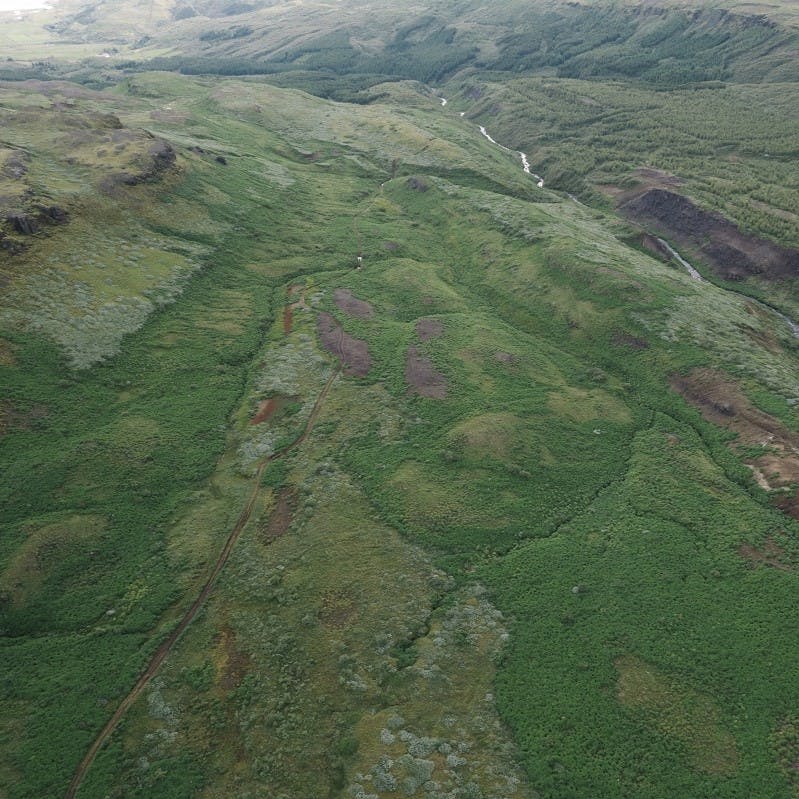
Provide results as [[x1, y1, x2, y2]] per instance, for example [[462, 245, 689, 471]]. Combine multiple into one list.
[[65, 366, 341, 799]]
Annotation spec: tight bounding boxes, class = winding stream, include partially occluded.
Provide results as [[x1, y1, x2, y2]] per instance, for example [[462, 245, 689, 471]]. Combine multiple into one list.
[[478, 125, 545, 187], [437, 96, 798, 339], [438, 98, 546, 187], [657, 237, 799, 339]]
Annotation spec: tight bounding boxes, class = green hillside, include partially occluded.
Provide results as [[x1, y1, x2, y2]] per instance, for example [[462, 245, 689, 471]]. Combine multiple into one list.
[[2, 3, 799, 799]]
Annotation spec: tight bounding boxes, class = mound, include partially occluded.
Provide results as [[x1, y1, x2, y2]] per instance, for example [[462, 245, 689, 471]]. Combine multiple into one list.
[[405, 346, 447, 398], [333, 288, 374, 319], [415, 317, 444, 341], [316, 312, 371, 377]]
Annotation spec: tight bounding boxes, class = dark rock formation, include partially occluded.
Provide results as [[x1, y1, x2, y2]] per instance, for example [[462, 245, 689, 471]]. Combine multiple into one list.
[[406, 176, 429, 192], [621, 188, 799, 282]]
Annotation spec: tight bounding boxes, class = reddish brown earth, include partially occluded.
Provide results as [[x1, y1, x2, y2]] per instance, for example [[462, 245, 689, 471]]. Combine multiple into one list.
[[316, 312, 371, 377], [251, 395, 297, 425], [621, 188, 799, 282], [672, 368, 799, 519], [739, 536, 793, 571], [216, 625, 252, 691], [415, 317, 444, 341], [251, 398, 278, 425], [282, 286, 308, 335], [333, 287, 374, 319], [405, 346, 447, 398], [261, 487, 297, 543], [671, 368, 799, 448]]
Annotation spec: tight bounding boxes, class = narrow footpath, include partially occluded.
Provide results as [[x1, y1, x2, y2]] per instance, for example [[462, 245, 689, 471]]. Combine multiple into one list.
[[65, 362, 341, 798]]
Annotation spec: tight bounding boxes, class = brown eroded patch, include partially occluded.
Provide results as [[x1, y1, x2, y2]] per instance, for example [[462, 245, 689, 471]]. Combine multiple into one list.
[[616, 654, 739, 776], [494, 351, 519, 365], [612, 332, 649, 350], [415, 317, 444, 341], [671, 368, 798, 449], [672, 368, 799, 519], [740, 301, 783, 354], [283, 285, 308, 334], [739, 536, 793, 571], [333, 287, 374, 319], [260, 487, 297, 543], [252, 398, 277, 425], [316, 312, 371, 377], [632, 166, 684, 189], [0, 401, 48, 436], [213, 624, 252, 692], [319, 588, 358, 628], [0, 338, 16, 367], [405, 346, 447, 399]]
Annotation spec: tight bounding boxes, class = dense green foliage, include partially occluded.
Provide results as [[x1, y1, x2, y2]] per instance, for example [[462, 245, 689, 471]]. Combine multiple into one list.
[[2, 2, 799, 798]]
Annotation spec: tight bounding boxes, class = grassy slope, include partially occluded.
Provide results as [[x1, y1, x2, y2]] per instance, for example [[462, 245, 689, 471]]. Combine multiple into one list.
[[1, 9, 799, 799]]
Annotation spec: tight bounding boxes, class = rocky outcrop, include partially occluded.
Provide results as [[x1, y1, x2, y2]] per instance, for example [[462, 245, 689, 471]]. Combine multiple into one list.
[[4, 205, 69, 237], [621, 188, 799, 282], [100, 138, 177, 192]]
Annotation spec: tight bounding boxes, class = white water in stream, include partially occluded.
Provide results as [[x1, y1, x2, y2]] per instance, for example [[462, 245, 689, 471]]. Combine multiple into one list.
[[656, 238, 703, 281], [479, 126, 545, 187], [657, 237, 799, 339]]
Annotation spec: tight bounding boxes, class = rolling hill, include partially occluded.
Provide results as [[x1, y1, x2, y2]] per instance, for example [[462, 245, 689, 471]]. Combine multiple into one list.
[[2, 2, 799, 798]]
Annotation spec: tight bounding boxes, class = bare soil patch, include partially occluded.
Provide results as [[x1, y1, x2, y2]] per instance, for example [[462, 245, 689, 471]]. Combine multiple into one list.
[[632, 167, 684, 188], [261, 487, 297, 543], [739, 536, 793, 571], [251, 398, 277, 426], [612, 332, 649, 350], [317, 312, 371, 377], [415, 317, 444, 341], [672, 367, 799, 517], [671, 368, 797, 449], [775, 492, 799, 522], [215, 624, 252, 691], [494, 351, 519, 365], [319, 589, 358, 628], [405, 346, 447, 398], [333, 288, 374, 319], [0, 401, 48, 436], [283, 304, 293, 334]]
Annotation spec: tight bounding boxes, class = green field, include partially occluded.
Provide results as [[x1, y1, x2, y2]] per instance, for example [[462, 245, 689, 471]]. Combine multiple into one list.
[[3, 2, 799, 798]]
